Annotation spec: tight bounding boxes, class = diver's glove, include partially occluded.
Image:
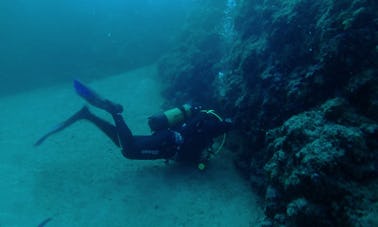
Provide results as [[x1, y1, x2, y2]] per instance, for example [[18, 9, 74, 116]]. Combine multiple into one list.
[[172, 131, 184, 145]]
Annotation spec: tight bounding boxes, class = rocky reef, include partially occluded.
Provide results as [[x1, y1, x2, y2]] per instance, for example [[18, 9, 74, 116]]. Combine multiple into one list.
[[157, 0, 378, 226], [264, 98, 378, 226]]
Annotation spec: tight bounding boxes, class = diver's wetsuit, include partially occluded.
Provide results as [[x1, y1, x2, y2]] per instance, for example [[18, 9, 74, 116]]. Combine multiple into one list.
[[34, 80, 232, 164], [83, 107, 231, 162]]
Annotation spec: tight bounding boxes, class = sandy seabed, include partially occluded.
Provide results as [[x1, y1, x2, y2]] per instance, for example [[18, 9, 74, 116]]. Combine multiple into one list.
[[0, 65, 264, 227]]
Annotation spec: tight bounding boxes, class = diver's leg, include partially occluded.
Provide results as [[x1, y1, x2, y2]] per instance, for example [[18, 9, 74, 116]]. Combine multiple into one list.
[[111, 113, 164, 159], [111, 112, 180, 160], [112, 114, 183, 160], [111, 113, 136, 153], [82, 108, 120, 147], [129, 132, 180, 160]]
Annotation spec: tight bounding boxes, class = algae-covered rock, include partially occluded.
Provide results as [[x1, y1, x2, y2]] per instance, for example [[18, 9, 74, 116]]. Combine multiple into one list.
[[263, 98, 378, 226], [157, 0, 378, 225]]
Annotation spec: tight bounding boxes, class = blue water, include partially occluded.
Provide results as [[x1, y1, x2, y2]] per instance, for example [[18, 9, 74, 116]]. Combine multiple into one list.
[[0, 1, 264, 226], [0, 0, 195, 95]]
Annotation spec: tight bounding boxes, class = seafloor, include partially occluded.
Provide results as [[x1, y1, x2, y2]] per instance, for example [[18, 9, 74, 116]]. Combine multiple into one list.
[[0, 65, 263, 226]]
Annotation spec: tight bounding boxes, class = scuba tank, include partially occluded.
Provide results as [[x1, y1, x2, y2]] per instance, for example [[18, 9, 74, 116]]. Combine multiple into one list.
[[148, 104, 192, 131]]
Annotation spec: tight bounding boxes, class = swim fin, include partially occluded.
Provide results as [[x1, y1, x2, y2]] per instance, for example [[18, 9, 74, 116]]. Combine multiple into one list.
[[73, 80, 123, 114], [34, 106, 90, 146]]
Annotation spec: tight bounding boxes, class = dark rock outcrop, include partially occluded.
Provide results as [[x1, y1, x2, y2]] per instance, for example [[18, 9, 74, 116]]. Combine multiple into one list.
[[157, 0, 378, 225], [264, 98, 378, 226]]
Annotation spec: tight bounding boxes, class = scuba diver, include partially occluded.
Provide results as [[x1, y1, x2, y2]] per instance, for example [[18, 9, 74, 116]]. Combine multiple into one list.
[[35, 80, 233, 170]]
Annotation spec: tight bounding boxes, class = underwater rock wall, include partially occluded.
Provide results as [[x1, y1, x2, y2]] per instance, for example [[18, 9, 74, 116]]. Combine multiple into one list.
[[264, 98, 378, 226], [158, 0, 378, 225]]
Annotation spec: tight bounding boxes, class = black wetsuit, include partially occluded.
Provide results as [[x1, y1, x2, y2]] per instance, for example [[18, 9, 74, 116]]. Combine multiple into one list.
[[35, 80, 232, 164], [85, 109, 231, 163]]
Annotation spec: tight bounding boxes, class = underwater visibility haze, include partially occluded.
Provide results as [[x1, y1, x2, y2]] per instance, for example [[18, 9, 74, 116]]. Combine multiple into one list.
[[0, 0, 378, 226], [0, 0, 194, 95]]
